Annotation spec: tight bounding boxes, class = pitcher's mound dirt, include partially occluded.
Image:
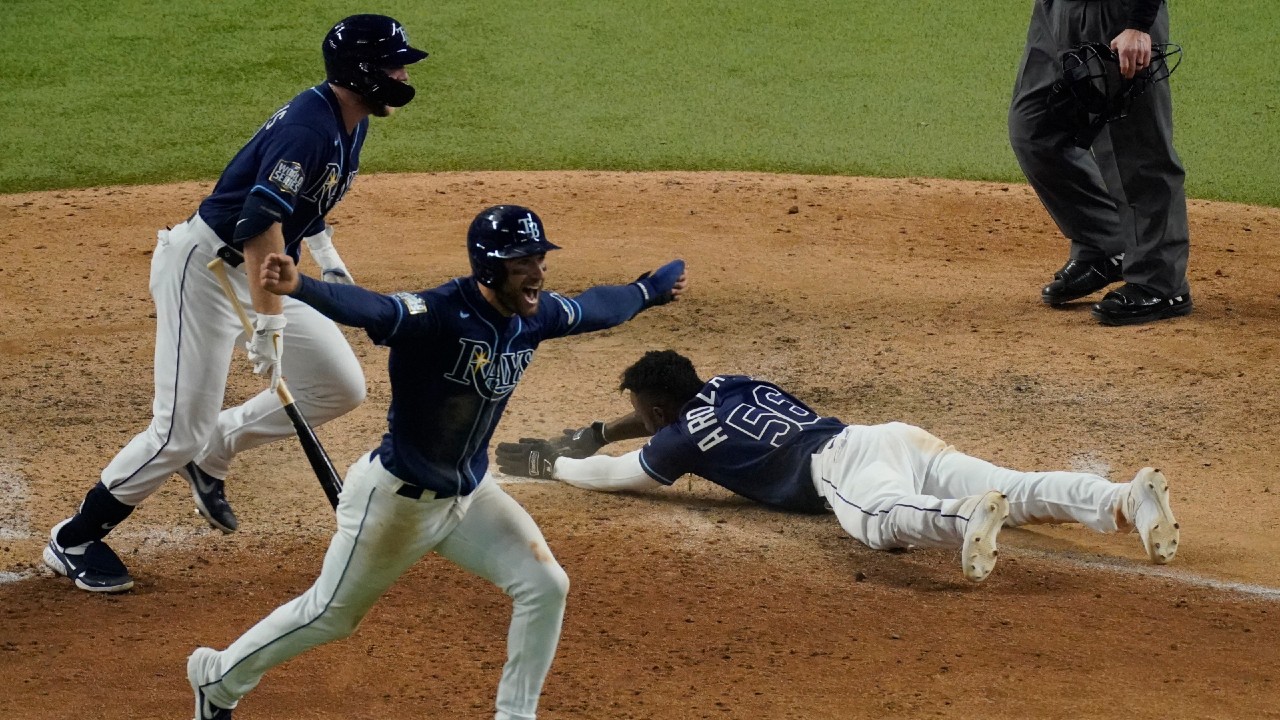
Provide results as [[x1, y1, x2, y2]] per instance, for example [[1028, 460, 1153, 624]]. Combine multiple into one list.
[[1, 172, 1278, 719]]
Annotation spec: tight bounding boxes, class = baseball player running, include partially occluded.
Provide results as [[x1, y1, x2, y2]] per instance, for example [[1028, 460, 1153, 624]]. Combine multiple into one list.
[[497, 350, 1180, 582], [187, 205, 688, 720], [43, 15, 426, 593]]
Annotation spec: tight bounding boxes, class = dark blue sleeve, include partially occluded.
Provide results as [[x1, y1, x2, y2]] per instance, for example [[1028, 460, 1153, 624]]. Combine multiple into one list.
[[250, 124, 328, 216], [291, 275, 436, 345], [537, 284, 648, 339], [636, 426, 697, 485]]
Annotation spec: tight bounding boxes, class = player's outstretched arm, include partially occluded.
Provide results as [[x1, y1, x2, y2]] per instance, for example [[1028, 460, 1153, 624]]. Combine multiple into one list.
[[565, 259, 688, 333], [546, 411, 652, 458], [495, 442, 661, 492], [260, 252, 402, 335]]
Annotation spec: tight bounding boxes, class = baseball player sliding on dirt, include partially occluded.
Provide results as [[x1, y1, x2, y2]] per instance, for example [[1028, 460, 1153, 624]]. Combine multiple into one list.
[[497, 350, 1180, 581], [186, 205, 687, 720], [43, 15, 427, 593]]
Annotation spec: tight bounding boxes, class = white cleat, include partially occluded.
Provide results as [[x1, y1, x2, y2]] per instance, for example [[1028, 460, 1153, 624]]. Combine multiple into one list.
[[960, 490, 1010, 583], [1126, 467, 1180, 564], [188, 647, 235, 719]]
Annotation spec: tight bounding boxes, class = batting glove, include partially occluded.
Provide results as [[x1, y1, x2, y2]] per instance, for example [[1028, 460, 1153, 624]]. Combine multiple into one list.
[[247, 313, 286, 390], [633, 259, 685, 307], [550, 422, 609, 459], [495, 439, 561, 479], [303, 226, 356, 285]]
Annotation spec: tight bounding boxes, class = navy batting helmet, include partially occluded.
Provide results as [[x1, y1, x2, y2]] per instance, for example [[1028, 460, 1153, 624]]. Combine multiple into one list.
[[323, 14, 428, 108], [467, 206, 562, 288]]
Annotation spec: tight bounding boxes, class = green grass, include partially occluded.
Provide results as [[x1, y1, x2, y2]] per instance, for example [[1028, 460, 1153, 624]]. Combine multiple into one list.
[[3, 1, 1277, 206]]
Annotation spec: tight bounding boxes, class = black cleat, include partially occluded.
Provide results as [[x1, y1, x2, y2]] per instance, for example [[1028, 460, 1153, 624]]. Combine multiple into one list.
[[1041, 254, 1124, 305], [180, 462, 239, 534], [1092, 284, 1193, 326], [43, 520, 134, 593]]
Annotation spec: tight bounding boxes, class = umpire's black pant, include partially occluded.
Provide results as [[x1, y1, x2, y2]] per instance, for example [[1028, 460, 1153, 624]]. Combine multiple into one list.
[[1009, 0, 1190, 298]]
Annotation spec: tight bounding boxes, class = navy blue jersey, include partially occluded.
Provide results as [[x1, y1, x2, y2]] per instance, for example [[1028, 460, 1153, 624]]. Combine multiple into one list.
[[198, 84, 365, 258], [293, 274, 659, 496], [638, 375, 845, 513]]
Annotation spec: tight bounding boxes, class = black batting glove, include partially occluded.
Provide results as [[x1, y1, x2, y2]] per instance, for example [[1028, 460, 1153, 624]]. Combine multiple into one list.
[[551, 421, 609, 459], [495, 439, 561, 479]]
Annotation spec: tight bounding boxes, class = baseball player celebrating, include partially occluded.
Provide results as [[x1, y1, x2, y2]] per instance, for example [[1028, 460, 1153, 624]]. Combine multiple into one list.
[[497, 350, 1180, 582], [187, 205, 687, 720], [43, 15, 426, 593]]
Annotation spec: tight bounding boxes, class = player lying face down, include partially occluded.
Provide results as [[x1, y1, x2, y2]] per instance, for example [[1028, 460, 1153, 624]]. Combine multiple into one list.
[[496, 350, 1180, 583]]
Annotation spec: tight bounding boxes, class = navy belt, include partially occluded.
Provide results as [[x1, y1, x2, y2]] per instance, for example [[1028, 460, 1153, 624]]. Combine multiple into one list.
[[394, 483, 456, 500], [216, 244, 245, 267]]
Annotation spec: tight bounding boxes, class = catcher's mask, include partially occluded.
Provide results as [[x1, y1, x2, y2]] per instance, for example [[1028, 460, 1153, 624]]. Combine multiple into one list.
[[1047, 41, 1182, 148]]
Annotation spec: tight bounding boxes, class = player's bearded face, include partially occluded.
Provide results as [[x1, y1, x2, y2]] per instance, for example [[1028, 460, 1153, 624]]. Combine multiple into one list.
[[495, 255, 547, 318], [366, 66, 409, 117]]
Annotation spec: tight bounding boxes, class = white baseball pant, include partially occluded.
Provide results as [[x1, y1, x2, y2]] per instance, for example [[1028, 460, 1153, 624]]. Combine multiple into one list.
[[194, 453, 568, 720], [811, 422, 1127, 550], [101, 215, 365, 504]]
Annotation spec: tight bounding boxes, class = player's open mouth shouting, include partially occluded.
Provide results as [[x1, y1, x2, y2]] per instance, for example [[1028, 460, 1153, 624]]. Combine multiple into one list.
[[496, 253, 547, 318]]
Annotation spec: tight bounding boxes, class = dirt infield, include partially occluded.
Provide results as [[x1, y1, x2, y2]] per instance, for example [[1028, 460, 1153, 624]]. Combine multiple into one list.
[[2, 172, 1279, 719]]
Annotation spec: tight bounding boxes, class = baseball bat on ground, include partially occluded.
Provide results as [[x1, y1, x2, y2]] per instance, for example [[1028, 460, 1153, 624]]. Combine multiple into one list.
[[207, 257, 343, 509]]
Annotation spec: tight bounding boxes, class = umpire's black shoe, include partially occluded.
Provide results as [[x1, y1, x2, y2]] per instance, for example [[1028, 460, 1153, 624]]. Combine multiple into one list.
[[42, 519, 134, 593], [180, 462, 239, 534], [1040, 254, 1124, 305], [1092, 284, 1193, 326]]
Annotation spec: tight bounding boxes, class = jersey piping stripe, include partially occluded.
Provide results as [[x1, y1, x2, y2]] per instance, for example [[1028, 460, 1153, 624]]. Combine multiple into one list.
[[559, 293, 583, 333], [455, 281, 502, 493], [385, 295, 407, 341], [636, 450, 676, 486], [106, 243, 199, 492], [248, 184, 296, 214], [817, 476, 966, 519], [214, 479, 379, 683]]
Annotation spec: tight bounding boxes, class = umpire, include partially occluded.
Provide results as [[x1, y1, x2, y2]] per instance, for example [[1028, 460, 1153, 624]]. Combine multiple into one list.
[[1009, 0, 1191, 325]]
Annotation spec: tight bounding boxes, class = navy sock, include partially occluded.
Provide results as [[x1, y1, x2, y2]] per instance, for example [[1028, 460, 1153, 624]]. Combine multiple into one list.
[[56, 483, 135, 547]]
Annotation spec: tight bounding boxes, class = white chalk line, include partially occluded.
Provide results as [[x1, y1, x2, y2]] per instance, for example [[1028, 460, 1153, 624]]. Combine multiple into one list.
[[0, 458, 32, 541], [1013, 547, 1280, 600], [4, 476, 1279, 600]]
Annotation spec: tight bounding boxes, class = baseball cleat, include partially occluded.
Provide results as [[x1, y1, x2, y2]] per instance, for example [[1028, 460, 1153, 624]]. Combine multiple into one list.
[[960, 491, 1010, 583], [188, 647, 234, 719], [180, 462, 239, 534], [42, 519, 134, 593], [1125, 467, 1180, 564]]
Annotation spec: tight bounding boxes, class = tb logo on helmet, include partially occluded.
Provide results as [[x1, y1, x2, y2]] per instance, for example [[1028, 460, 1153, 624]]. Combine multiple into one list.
[[517, 213, 543, 241]]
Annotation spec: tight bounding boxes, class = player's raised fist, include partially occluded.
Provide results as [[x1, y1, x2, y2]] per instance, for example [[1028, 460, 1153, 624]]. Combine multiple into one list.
[[261, 253, 301, 296]]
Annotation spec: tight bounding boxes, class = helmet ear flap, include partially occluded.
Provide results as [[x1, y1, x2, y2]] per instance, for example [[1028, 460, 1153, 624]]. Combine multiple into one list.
[[352, 63, 417, 107]]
